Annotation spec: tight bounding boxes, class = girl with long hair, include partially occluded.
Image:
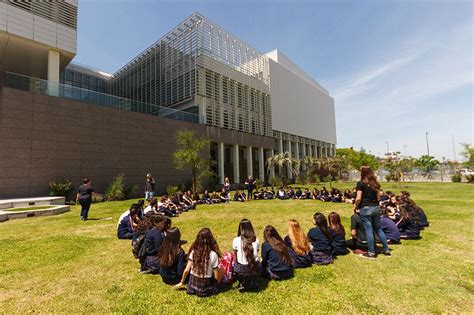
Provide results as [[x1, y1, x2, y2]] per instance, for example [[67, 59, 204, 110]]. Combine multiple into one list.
[[396, 203, 421, 240], [327, 212, 348, 255], [354, 166, 390, 258], [174, 228, 224, 297], [380, 208, 401, 244], [284, 219, 312, 268], [157, 227, 187, 285], [142, 215, 171, 274], [308, 212, 333, 265], [232, 219, 261, 290], [261, 225, 293, 280]]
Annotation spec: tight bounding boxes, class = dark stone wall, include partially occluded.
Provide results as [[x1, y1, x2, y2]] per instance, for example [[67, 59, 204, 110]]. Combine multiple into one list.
[[0, 87, 273, 198]]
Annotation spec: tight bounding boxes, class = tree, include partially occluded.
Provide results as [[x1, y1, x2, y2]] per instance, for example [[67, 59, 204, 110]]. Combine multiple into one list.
[[415, 155, 439, 178], [306, 156, 348, 186], [173, 130, 213, 192], [266, 152, 300, 185], [336, 147, 379, 171], [460, 143, 474, 169]]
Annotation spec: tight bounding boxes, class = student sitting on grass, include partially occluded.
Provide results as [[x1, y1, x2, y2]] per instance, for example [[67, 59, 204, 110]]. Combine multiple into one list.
[[157, 227, 187, 285], [211, 191, 221, 204], [328, 212, 348, 255], [380, 208, 401, 244], [233, 190, 246, 202], [284, 219, 312, 268], [308, 212, 334, 264], [330, 188, 343, 203], [261, 225, 294, 280], [232, 219, 261, 290], [396, 204, 421, 240], [220, 188, 230, 203], [277, 187, 287, 200], [301, 188, 311, 199], [312, 187, 320, 200], [400, 191, 429, 228], [142, 216, 171, 274], [182, 191, 197, 209], [136, 199, 145, 219], [346, 209, 369, 253], [201, 190, 211, 204], [174, 228, 225, 297], [319, 187, 331, 202], [117, 206, 139, 240]]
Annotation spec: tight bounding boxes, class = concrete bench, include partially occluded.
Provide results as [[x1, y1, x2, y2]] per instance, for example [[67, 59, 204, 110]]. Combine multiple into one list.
[[0, 196, 65, 210]]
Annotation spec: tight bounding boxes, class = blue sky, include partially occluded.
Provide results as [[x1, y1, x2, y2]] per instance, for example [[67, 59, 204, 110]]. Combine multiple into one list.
[[74, 0, 473, 161]]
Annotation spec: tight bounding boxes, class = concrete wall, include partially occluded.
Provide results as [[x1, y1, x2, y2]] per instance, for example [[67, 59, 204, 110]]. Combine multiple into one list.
[[0, 87, 273, 199], [265, 49, 337, 145]]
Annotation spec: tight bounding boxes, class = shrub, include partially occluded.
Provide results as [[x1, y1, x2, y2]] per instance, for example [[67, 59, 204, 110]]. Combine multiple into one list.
[[295, 175, 307, 185], [124, 184, 139, 199], [268, 176, 283, 188], [105, 173, 126, 201], [49, 179, 74, 198], [451, 173, 462, 183], [385, 175, 392, 182], [92, 193, 105, 203], [255, 178, 263, 190], [465, 174, 474, 183], [167, 185, 179, 196]]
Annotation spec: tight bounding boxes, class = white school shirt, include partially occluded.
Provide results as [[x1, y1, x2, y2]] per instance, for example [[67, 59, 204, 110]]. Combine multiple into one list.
[[232, 236, 260, 265], [117, 210, 129, 226], [188, 250, 219, 278]]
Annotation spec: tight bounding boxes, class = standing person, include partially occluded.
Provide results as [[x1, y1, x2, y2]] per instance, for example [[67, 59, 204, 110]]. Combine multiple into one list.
[[76, 178, 94, 221], [145, 173, 156, 201], [245, 175, 256, 200], [354, 166, 391, 258], [223, 177, 231, 193]]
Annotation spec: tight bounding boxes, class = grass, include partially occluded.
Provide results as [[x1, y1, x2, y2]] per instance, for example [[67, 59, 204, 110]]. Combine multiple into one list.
[[0, 182, 473, 313], [3, 206, 55, 212]]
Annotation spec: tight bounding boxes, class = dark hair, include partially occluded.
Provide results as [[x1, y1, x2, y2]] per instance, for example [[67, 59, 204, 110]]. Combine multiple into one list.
[[150, 214, 163, 226], [328, 212, 345, 238], [360, 166, 381, 191], [263, 225, 292, 266], [135, 215, 152, 236], [313, 212, 332, 240], [189, 228, 221, 277], [237, 219, 258, 274], [157, 216, 172, 232], [82, 178, 90, 184], [137, 200, 145, 208], [129, 207, 138, 217], [157, 227, 183, 267], [149, 197, 158, 207]]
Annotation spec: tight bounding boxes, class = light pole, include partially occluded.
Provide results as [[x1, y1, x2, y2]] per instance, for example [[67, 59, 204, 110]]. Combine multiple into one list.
[[425, 132, 430, 156], [403, 144, 407, 157], [441, 156, 445, 182], [385, 141, 390, 153]]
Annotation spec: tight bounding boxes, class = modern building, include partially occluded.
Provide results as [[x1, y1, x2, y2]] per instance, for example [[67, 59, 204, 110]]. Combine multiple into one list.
[[0, 6, 336, 198]]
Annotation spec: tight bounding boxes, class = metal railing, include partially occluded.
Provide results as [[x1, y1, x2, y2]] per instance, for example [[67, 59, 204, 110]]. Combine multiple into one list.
[[3, 71, 203, 124]]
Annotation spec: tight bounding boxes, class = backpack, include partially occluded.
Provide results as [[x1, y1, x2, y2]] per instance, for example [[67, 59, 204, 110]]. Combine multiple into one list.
[[132, 233, 147, 260]]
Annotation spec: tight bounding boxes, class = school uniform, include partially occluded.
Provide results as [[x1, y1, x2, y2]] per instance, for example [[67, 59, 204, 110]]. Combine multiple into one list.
[[307, 227, 333, 265], [117, 214, 134, 239], [143, 227, 164, 273], [397, 217, 421, 239], [380, 216, 401, 243], [261, 241, 293, 280], [187, 250, 220, 297], [284, 236, 312, 268], [77, 184, 94, 220], [329, 229, 348, 255], [159, 249, 187, 285], [233, 236, 261, 289], [346, 213, 369, 251]]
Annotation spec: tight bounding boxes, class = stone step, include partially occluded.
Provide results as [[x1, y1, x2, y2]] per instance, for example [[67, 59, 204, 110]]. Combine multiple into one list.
[[0, 197, 65, 210]]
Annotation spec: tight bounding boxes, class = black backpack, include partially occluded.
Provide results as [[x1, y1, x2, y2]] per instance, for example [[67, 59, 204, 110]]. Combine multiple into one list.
[[132, 232, 148, 260]]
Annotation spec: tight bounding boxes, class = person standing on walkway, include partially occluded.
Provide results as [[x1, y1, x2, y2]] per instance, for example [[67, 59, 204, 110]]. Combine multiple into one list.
[[354, 166, 391, 259], [145, 173, 156, 201], [76, 178, 94, 221]]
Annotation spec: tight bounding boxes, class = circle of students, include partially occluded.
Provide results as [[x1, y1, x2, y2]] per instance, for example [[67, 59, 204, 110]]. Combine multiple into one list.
[[114, 167, 429, 297]]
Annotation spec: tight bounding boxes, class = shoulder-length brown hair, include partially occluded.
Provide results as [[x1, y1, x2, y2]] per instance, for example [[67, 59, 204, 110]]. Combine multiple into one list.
[[288, 219, 311, 256], [360, 166, 381, 191]]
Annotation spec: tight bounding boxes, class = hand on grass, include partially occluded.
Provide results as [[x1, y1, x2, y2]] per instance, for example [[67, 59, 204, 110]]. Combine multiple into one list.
[[173, 282, 185, 290]]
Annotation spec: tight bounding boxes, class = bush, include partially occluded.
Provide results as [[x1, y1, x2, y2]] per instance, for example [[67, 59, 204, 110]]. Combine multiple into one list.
[[105, 174, 126, 201], [92, 193, 104, 203], [385, 175, 392, 182], [49, 179, 74, 198], [255, 178, 263, 190], [451, 173, 462, 183], [295, 175, 307, 185], [124, 184, 139, 199], [268, 176, 283, 188], [167, 185, 179, 196], [465, 174, 474, 183]]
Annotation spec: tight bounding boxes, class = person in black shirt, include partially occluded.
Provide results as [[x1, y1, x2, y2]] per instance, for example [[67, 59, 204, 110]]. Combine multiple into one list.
[[354, 166, 390, 258], [345, 210, 369, 252], [76, 178, 95, 221], [261, 225, 293, 280], [245, 176, 256, 200], [145, 173, 156, 201], [157, 227, 187, 285]]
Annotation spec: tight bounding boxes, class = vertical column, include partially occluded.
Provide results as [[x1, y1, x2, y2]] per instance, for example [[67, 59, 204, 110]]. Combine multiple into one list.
[[269, 149, 275, 178], [317, 145, 321, 158], [259, 147, 265, 181], [233, 144, 240, 183], [218, 143, 225, 184], [287, 140, 292, 179], [247, 146, 253, 177], [302, 143, 307, 171], [47, 49, 60, 96], [279, 138, 283, 154], [308, 144, 313, 158], [295, 141, 300, 174]]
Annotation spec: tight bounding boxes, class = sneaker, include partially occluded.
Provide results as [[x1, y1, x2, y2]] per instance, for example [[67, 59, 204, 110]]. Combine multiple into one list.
[[80, 217, 86, 221], [139, 268, 152, 274], [236, 283, 246, 291], [359, 253, 376, 259], [382, 251, 392, 257]]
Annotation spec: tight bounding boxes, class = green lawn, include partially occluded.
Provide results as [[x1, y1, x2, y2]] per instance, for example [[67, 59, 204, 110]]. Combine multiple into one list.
[[0, 182, 473, 313]]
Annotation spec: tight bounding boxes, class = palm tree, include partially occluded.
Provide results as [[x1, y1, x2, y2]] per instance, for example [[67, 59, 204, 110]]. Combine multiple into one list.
[[266, 152, 300, 185]]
